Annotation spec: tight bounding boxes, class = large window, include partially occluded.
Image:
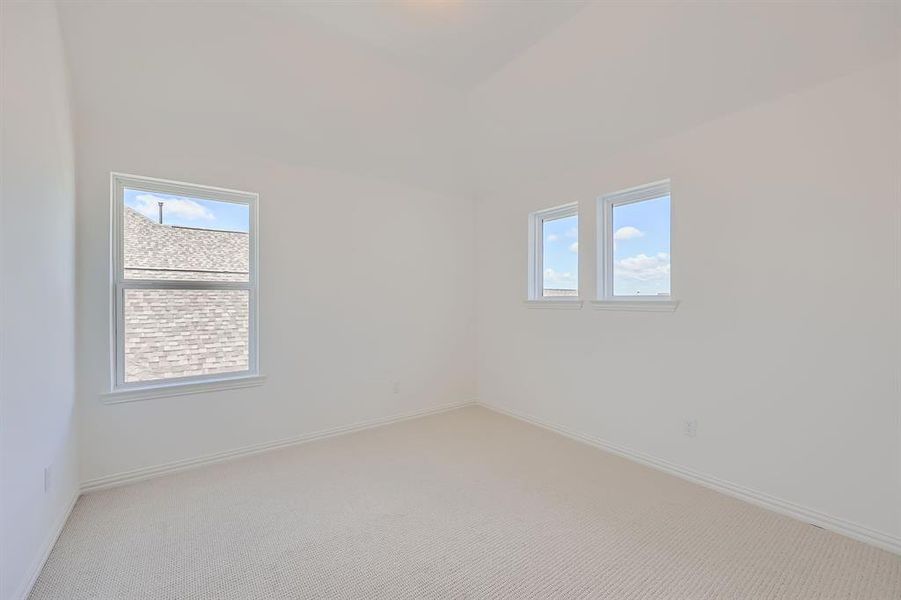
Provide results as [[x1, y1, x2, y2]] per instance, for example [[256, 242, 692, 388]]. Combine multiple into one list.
[[596, 180, 675, 309], [110, 173, 259, 394], [528, 203, 579, 301]]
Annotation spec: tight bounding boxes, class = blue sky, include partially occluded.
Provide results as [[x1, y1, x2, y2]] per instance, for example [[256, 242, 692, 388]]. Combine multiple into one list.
[[612, 195, 670, 296], [541, 196, 670, 295], [542, 214, 579, 291], [125, 188, 249, 233]]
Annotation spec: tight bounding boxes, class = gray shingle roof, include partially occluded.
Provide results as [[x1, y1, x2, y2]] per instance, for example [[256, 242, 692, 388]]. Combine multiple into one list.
[[124, 207, 248, 281], [123, 208, 250, 383]]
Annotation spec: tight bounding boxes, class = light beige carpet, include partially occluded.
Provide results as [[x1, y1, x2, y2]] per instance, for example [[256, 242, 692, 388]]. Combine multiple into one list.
[[31, 406, 901, 599]]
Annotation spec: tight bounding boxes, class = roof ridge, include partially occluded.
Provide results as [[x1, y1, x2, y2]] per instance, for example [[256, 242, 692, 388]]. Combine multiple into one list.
[[124, 206, 247, 234], [171, 225, 249, 234], [124, 205, 158, 225]]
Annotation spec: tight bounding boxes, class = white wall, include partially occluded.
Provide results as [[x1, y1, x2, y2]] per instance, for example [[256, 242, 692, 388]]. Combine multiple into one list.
[[58, 3, 476, 484], [472, 4, 901, 547], [0, 3, 79, 599]]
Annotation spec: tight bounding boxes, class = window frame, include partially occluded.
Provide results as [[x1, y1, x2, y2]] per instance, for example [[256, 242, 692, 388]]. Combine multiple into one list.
[[527, 202, 581, 305], [108, 172, 261, 398], [595, 179, 678, 311]]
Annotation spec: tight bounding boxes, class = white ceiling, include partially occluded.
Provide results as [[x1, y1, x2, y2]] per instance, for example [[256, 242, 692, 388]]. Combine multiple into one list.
[[467, 1, 900, 188], [249, 1, 588, 89], [57, 0, 900, 195]]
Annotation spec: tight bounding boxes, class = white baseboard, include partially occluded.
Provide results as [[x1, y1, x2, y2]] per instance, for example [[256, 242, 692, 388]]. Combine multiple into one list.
[[478, 401, 901, 556], [13, 491, 79, 600], [81, 400, 476, 493]]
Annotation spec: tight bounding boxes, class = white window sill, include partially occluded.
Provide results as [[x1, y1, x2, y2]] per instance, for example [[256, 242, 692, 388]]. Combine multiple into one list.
[[524, 299, 583, 310], [100, 374, 266, 404], [590, 299, 680, 312]]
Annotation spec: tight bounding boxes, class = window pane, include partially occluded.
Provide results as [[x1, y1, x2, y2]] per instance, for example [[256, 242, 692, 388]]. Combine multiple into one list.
[[612, 196, 670, 296], [123, 189, 249, 282], [123, 289, 249, 383], [542, 214, 578, 297]]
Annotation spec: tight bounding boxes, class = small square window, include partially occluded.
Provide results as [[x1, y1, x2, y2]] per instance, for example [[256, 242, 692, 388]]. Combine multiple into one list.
[[528, 203, 579, 301], [598, 180, 672, 302]]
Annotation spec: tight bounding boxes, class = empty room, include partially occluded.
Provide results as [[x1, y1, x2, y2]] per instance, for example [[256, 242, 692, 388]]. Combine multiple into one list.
[[2, 1, 900, 598]]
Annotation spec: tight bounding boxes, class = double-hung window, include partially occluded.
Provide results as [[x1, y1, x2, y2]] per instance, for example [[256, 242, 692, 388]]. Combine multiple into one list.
[[527, 203, 580, 304], [110, 173, 260, 396], [595, 179, 677, 310]]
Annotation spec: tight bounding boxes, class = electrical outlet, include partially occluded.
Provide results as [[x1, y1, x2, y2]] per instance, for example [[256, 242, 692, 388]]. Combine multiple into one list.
[[43, 466, 52, 493], [683, 419, 698, 438], [392, 381, 401, 395]]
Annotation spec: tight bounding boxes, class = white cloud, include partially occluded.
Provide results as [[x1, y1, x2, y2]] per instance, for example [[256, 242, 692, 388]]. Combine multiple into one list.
[[614, 252, 670, 282], [546, 234, 559, 243], [565, 227, 578, 239], [614, 226, 644, 240], [132, 193, 214, 222], [543, 268, 577, 289], [569, 242, 578, 253]]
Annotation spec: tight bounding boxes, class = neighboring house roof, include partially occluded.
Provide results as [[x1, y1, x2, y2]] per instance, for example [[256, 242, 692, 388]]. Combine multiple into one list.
[[124, 207, 248, 281], [123, 207, 250, 383], [124, 288, 249, 383]]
